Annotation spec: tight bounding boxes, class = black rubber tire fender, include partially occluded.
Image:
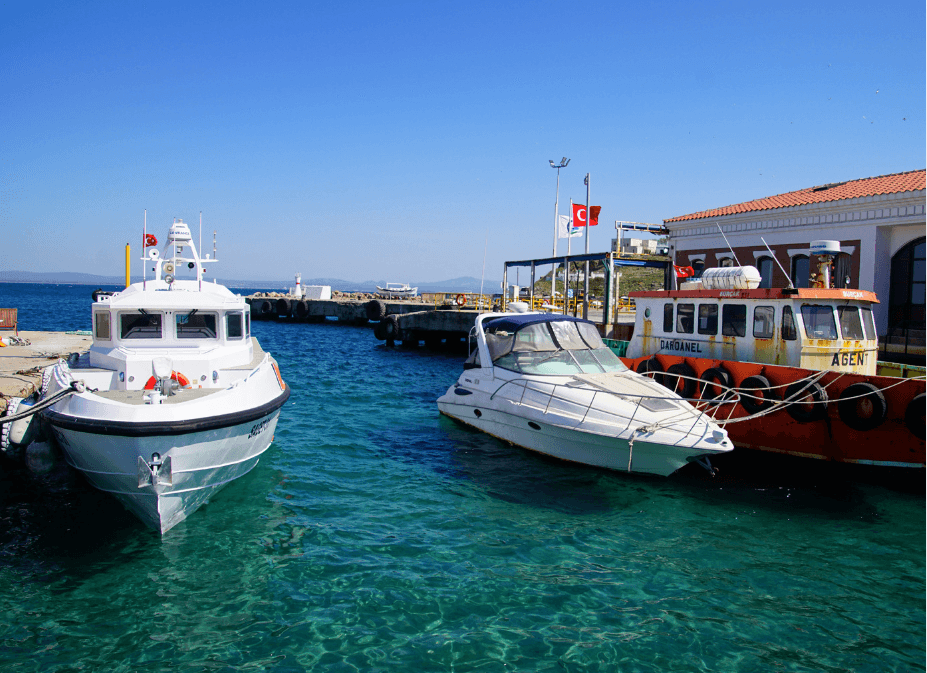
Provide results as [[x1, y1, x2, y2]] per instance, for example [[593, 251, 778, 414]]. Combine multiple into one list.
[[636, 357, 664, 385], [904, 393, 924, 440], [700, 367, 733, 404], [276, 298, 291, 317], [294, 300, 309, 319], [383, 314, 400, 338], [739, 375, 778, 414], [365, 299, 387, 321], [837, 382, 887, 431], [373, 321, 387, 341], [784, 381, 828, 423], [664, 362, 697, 399], [257, 300, 274, 316]]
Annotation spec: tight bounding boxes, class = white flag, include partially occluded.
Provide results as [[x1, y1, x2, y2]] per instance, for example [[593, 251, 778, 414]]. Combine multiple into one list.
[[557, 214, 581, 239]]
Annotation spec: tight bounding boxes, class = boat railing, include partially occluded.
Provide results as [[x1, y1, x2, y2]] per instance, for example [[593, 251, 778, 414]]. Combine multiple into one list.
[[488, 376, 736, 440]]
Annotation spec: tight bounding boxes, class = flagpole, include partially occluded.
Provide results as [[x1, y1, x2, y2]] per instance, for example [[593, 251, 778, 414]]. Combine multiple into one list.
[[550, 158, 569, 302], [143, 210, 147, 291], [583, 173, 590, 320]]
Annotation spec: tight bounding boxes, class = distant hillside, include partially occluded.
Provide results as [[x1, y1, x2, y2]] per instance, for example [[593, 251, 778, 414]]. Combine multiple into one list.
[[0, 271, 502, 294]]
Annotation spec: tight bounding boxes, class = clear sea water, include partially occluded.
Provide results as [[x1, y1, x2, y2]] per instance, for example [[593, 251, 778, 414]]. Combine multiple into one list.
[[0, 283, 923, 672]]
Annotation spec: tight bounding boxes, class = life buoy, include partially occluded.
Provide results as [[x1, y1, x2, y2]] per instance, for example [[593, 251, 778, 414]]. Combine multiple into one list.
[[904, 393, 924, 440], [144, 371, 191, 390], [739, 375, 777, 414], [699, 367, 733, 404], [665, 362, 697, 399], [837, 383, 887, 431], [636, 357, 665, 386], [455, 294, 467, 307], [784, 381, 828, 422]]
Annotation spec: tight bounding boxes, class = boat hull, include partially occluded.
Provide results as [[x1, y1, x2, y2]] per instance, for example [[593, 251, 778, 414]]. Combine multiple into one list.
[[45, 405, 283, 533], [437, 397, 726, 477], [620, 353, 925, 468]]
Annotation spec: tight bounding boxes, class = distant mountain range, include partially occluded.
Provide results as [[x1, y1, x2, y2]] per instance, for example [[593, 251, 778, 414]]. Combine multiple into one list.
[[0, 270, 503, 294]]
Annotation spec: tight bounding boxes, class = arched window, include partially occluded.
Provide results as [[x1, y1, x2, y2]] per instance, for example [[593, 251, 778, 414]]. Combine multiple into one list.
[[757, 256, 774, 289], [719, 257, 735, 268], [791, 255, 809, 288], [833, 252, 852, 289], [692, 259, 705, 278], [889, 237, 926, 331]]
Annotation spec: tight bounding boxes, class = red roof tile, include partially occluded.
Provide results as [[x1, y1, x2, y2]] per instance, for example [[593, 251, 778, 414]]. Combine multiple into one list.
[[665, 169, 926, 223]]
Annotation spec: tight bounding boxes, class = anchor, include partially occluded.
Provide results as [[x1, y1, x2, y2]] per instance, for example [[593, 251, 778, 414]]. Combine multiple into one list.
[[138, 452, 173, 490]]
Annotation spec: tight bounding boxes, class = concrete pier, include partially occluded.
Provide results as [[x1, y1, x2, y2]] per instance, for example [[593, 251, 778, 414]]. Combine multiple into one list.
[[0, 331, 92, 413]]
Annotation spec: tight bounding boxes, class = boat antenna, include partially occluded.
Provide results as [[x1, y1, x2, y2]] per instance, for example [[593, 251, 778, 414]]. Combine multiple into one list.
[[198, 212, 203, 291], [716, 223, 741, 266], [143, 209, 147, 291], [213, 230, 217, 283], [761, 237, 794, 289]]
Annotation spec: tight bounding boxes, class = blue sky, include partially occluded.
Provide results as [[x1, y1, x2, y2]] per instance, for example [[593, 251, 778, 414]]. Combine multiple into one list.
[[2, 0, 923, 283]]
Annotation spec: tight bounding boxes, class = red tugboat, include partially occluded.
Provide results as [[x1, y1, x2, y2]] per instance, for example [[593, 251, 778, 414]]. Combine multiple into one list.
[[619, 246, 924, 469]]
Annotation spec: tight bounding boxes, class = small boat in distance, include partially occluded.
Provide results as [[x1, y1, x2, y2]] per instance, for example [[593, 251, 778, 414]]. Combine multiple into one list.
[[376, 283, 418, 299], [38, 218, 290, 533], [438, 312, 733, 476]]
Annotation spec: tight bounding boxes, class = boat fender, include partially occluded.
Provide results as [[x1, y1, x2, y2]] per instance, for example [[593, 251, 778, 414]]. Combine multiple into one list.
[[365, 300, 387, 321], [143, 371, 191, 390], [700, 367, 733, 404], [295, 300, 310, 319], [455, 294, 467, 307], [664, 362, 697, 399], [636, 357, 665, 386], [784, 381, 828, 423], [8, 397, 39, 447], [383, 314, 400, 338], [739, 375, 778, 414], [837, 383, 887, 431], [373, 321, 388, 341], [904, 393, 924, 440]]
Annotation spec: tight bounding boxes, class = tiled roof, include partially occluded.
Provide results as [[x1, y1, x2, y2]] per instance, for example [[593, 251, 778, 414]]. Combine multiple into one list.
[[665, 169, 926, 223]]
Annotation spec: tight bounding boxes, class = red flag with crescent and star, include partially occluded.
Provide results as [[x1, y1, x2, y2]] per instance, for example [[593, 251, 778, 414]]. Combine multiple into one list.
[[144, 234, 158, 247], [571, 203, 600, 226], [674, 265, 695, 278]]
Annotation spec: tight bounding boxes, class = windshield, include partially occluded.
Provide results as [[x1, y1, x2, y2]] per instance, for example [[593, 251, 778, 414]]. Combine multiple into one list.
[[489, 319, 628, 375]]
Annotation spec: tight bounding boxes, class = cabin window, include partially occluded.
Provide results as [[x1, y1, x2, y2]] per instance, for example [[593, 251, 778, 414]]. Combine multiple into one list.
[[753, 306, 775, 339], [226, 312, 244, 339], [721, 304, 747, 337], [791, 255, 810, 288], [692, 259, 705, 278], [698, 304, 718, 335], [800, 305, 837, 340], [719, 257, 735, 268], [94, 312, 111, 340], [120, 312, 162, 339], [757, 257, 774, 289], [245, 312, 251, 337], [176, 311, 218, 339], [676, 304, 694, 334], [781, 306, 797, 340], [663, 304, 674, 332], [837, 306, 864, 340], [860, 306, 876, 340]]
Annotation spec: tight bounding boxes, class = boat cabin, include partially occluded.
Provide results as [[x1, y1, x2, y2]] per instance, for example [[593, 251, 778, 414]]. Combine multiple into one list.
[[85, 219, 255, 390], [626, 267, 879, 375]]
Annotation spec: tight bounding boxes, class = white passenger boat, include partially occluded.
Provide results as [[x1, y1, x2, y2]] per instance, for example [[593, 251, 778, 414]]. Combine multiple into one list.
[[39, 219, 290, 534], [376, 283, 418, 298], [437, 312, 733, 476]]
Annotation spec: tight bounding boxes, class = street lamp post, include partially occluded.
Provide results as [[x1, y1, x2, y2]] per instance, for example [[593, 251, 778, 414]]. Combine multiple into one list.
[[550, 157, 569, 301]]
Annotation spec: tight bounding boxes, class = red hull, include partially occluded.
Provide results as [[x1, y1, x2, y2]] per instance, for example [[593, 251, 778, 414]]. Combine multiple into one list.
[[619, 354, 925, 468]]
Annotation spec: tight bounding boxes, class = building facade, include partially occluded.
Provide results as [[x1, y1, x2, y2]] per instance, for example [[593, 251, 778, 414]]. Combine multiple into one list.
[[662, 170, 925, 359]]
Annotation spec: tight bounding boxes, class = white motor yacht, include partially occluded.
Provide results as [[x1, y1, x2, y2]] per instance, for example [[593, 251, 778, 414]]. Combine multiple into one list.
[[437, 312, 733, 476], [39, 219, 290, 533]]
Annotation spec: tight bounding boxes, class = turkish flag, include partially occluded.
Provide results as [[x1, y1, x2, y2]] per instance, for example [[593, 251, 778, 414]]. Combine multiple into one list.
[[674, 265, 695, 278], [572, 203, 600, 226], [144, 234, 158, 247]]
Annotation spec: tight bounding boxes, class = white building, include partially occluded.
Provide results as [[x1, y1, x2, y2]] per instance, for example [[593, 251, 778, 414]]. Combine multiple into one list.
[[611, 237, 658, 255], [663, 169, 925, 361]]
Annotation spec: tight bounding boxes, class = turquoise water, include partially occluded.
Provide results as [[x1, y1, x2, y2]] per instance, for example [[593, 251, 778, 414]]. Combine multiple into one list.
[[0, 284, 924, 672]]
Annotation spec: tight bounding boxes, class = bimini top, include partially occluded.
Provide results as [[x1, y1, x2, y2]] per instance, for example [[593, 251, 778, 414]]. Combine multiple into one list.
[[484, 313, 593, 334]]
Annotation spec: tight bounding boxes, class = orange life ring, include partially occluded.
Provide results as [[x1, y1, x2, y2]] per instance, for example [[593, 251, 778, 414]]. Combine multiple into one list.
[[455, 294, 467, 307], [144, 371, 191, 390]]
